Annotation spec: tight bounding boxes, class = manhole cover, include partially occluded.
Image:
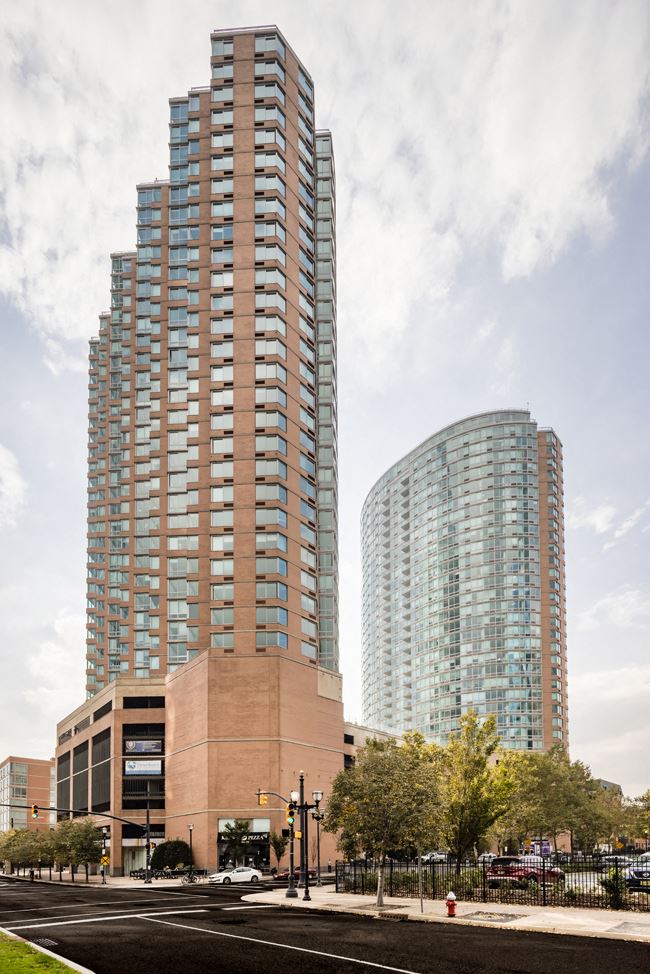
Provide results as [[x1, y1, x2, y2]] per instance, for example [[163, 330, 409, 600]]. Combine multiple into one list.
[[463, 911, 524, 923], [32, 938, 59, 948]]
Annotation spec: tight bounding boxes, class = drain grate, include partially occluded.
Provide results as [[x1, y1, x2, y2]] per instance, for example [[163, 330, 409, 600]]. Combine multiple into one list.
[[462, 911, 524, 923], [32, 938, 59, 948]]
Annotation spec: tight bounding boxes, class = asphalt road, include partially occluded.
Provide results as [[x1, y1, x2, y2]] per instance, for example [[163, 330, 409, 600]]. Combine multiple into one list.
[[1, 876, 649, 974]]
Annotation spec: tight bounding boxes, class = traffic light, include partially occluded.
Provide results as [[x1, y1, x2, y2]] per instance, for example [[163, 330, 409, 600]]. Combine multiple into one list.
[[258, 792, 268, 807], [31, 804, 39, 820], [285, 802, 296, 827]]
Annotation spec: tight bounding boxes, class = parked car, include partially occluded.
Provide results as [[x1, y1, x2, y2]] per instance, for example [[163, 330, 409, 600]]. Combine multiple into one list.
[[599, 855, 635, 872], [477, 853, 497, 863], [421, 851, 448, 863], [278, 866, 317, 879], [487, 856, 565, 887], [208, 866, 262, 884], [624, 853, 650, 891]]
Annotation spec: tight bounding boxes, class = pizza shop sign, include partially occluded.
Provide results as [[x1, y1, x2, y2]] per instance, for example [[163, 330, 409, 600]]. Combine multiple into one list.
[[217, 832, 269, 843]]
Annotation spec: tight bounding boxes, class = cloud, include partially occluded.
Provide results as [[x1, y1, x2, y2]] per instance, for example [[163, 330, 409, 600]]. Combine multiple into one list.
[[567, 496, 617, 534], [570, 665, 650, 795], [0, 0, 649, 385], [0, 578, 86, 761], [0, 444, 27, 528], [577, 587, 650, 632], [602, 499, 650, 551], [24, 612, 87, 719]]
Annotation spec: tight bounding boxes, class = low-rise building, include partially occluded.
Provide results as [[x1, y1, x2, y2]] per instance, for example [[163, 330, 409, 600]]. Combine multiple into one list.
[[0, 755, 55, 832]]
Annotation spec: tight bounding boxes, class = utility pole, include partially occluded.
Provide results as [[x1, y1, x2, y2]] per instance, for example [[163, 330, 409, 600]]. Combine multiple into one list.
[[144, 781, 152, 884]]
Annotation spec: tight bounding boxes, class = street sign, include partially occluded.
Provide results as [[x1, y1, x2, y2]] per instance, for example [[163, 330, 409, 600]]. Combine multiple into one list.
[[100, 855, 110, 866]]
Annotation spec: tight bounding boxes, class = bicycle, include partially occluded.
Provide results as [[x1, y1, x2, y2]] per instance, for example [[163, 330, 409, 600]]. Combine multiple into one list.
[[181, 871, 201, 885]]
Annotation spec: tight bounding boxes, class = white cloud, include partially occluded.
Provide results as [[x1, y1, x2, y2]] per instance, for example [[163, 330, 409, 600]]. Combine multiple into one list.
[[603, 499, 650, 550], [24, 612, 86, 719], [567, 496, 617, 534], [570, 665, 650, 796], [577, 587, 650, 632], [1, 0, 648, 386], [0, 444, 27, 528]]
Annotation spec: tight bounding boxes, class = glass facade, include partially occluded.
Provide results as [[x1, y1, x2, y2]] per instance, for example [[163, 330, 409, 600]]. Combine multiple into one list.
[[361, 410, 567, 750]]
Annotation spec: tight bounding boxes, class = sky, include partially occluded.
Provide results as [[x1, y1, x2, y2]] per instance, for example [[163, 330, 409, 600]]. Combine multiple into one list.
[[1, 0, 649, 797]]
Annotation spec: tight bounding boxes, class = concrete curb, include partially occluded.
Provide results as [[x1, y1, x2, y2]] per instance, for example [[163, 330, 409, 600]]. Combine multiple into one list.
[[242, 890, 650, 944], [0, 925, 96, 973]]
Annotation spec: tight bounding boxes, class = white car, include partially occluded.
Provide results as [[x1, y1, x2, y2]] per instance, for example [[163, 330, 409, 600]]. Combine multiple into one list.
[[208, 866, 262, 885]]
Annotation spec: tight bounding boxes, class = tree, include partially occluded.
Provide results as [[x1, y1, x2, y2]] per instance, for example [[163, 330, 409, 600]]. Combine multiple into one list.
[[221, 819, 251, 866], [52, 818, 102, 882], [269, 830, 288, 870], [438, 711, 511, 873], [324, 736, 439, 906], [150, 839, 191, 870]]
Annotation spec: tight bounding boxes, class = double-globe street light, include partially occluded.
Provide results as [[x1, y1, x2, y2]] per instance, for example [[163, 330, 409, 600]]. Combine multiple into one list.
[[311, 790, 324, 887]]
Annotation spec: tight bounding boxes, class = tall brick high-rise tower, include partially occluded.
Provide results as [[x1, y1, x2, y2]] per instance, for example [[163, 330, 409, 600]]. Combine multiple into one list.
[[57, 26, 342, 875], [86, 26, 337, 687]]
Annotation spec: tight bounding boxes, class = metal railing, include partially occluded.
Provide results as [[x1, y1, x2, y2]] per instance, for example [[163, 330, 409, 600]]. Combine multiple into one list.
[[336, 854, 650, 912]]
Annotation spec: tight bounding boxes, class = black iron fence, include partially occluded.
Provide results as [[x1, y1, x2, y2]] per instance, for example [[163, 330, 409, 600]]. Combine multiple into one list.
[[336, 855, 650, 912]]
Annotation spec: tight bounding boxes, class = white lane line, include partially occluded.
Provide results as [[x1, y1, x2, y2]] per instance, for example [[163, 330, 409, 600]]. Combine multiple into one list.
[[0, 896, 208, 917], [6, 909, 208, 931], [222, 905, 278, 911], [5, 903, 209, 925], [144, 915, 424, 973]]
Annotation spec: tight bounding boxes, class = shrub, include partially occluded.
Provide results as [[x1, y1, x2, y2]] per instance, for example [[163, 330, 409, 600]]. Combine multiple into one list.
[[150, 840, 191, 871], [599, 869, 628, 910]]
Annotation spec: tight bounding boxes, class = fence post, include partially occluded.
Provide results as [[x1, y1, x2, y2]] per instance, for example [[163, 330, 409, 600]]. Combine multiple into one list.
[[614, 857, 619, 910], [389, 858, 393, 897], [353, 859, 357, 893], [482, 860, 487, 903], [542, 857, 547, 907], [431, 862, 436, 901]]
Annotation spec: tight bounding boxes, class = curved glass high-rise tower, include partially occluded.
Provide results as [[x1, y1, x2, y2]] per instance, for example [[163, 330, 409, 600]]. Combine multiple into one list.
[[361, 410, 567, 751]]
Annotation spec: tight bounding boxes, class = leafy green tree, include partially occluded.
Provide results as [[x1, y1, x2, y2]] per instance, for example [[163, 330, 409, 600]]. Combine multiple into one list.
[[324, 736, 439, 906], [222, 819, 251, 866], [150, 839, 191, 870], [438, 711, 511, 872], [52, 818, 102, 881], [269, 830, 288, 870]]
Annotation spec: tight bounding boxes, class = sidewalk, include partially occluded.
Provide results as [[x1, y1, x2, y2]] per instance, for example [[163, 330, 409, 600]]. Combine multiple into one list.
[[243, 884, 650, 944]]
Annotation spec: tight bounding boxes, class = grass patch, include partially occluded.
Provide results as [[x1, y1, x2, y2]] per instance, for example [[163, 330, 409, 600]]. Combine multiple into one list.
[[0, 931, 74, 972]]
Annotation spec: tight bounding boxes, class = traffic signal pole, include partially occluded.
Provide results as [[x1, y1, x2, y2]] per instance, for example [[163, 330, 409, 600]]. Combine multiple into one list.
[[144, 781, 152, 884], [256, 789, 298, 898]]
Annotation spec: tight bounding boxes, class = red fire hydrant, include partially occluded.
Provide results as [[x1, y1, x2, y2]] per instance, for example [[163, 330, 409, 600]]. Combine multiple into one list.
[[446, 892, 457, 917]]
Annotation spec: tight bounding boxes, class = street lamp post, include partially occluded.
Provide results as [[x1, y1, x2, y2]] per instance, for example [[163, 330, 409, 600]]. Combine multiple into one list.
[[188, 824, 193, 878], [299, 772, 311, 901], [312, 790, 323, 887], [101, 827, 108, 885]]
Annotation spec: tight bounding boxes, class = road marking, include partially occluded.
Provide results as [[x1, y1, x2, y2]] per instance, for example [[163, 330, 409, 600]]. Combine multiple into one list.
[[0, 895, 209, 917], [4, 902, 210, 925], [222, 904, 278, 911], [144, 916, 424, 973], [6, 909, 208, 931]]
